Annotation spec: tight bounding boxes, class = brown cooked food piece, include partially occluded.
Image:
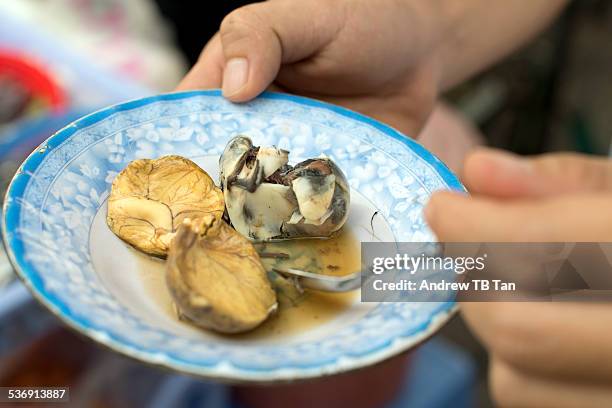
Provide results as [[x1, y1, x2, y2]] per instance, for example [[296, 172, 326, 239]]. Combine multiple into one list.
[[166, 215, 278, 333], [107, 155, 224, 257]]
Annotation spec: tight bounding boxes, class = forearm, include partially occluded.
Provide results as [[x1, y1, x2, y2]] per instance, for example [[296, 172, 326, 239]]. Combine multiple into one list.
[[427, 0, 570, 90]]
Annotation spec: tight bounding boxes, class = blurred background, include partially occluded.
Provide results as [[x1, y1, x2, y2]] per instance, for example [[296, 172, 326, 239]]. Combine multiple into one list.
[[1, 0, 610, 407]]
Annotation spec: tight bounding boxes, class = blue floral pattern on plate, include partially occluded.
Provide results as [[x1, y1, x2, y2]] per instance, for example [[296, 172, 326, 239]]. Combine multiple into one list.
[[2, 91, 463, 381]]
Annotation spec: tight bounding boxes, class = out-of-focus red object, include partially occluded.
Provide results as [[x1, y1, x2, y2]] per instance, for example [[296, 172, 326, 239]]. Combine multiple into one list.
[[0, 327, 96, 389], [0, 49, 67, 113]]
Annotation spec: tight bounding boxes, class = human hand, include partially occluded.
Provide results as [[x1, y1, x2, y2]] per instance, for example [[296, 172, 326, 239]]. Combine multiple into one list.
[[176, 0, 444, 136], [425, 148, 612, 241], [425, 148, 612, 407]]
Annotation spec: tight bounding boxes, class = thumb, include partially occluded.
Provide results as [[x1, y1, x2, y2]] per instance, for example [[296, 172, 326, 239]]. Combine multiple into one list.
[[217, 1, 345, 102], [425, 191, 612, 242], [463, 148, 612, 198]]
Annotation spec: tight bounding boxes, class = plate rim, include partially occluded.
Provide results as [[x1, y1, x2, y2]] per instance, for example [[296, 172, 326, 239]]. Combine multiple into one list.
[[2, 90, 464, 382]]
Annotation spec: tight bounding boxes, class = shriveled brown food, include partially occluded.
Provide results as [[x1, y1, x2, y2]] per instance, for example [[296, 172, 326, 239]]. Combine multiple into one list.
[[166, 215, 278, 333], [107, 155, 224, 257]]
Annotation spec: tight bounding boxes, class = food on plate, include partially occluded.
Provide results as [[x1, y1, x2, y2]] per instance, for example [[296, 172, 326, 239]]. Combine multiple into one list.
[[220, 136, 350, 241], [166, 215, 278, 333], [107, 155, 224, 257], [107, 139, 354, 335]]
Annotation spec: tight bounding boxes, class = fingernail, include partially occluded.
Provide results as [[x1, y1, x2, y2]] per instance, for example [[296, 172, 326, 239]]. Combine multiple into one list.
[[222, 58, 249, 97]]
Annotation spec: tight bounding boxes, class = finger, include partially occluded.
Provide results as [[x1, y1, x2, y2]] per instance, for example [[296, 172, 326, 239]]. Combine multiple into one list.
[[463, 148, 612, 198], [462, 303, 612, 384], [425, 191, 612, 242], [217, 1, 346, 102], [176, 34, 224, 91], [489, 356, 612, 408]]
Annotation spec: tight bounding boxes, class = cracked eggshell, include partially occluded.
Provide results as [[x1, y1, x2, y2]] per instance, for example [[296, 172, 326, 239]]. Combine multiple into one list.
[[107, 155, 224, 257], [283, 158, 350, 237], [166, 215, 278, 333], [220, 136, 295, 240], [220, 136, 350, 241]]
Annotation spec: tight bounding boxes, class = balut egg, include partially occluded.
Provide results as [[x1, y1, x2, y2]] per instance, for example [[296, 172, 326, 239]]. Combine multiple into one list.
[[220, 136, 350, 241], [166, 215, 278, 333]]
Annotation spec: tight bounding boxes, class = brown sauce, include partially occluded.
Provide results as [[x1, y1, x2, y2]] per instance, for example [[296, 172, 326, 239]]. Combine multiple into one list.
[[236, 290, 358, 340], [256, 228, 361, 277], [136, 228, 361, 339]]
